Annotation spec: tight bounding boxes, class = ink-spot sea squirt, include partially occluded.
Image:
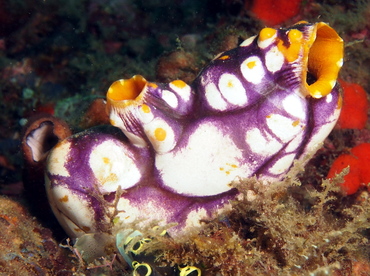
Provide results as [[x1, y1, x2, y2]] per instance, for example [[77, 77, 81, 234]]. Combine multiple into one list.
[[41, 21, 343, 266]]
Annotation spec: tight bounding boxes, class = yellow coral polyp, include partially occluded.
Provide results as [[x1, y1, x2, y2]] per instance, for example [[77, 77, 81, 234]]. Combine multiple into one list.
[[107, 75, 147, 101], [306, 22, 344, 98]]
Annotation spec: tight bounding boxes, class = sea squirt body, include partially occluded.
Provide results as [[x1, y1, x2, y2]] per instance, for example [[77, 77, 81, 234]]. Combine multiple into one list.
[[44, 22, 343, 240]]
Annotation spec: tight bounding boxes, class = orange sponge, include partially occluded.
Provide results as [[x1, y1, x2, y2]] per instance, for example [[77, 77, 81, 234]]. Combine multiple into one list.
[[249, 0, 302, 26], [327, 143, 370, 195], [336, 79, 368, 129]]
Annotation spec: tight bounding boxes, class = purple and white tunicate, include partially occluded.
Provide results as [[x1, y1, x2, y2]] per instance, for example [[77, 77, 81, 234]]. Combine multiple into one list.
[[44, 22, 343, 244]]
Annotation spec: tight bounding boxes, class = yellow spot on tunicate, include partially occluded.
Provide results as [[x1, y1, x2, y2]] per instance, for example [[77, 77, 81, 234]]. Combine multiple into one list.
[[59, 195, 69, 202], [110, 119, 116, 125], [103, 157, 110, 164], [288, 29, 303, 42], [247, 61, 256, 69], [259, 28, 277, 41], [107, 75, 147, 101], [292, 120, 300, 127], [227, 80, 234, 88], [225, 163, 238, 168], [295, 20, 308, 25], [220, 163, 238, 175], [171, 80, 187, 89], [266, 114, 271, 118], [154, 128, 167, 141], [218, 55, 230, 60], [141, 104, 151, 113], [148, 82, 158, 88], [276, 29, 303, 63]]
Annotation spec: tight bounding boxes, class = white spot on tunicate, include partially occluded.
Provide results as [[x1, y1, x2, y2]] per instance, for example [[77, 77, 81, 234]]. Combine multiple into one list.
[[111, 105, 147, 146], [205, 82, 228, 111], [144, 118, 176, 154], [123, 131, 147, 148], [240, 35, 256, 47], [110, 106, 147, 148], [302, 110, 340, 156], [169, 81, 192, 102], [266, 114, 303, 143], [325, 93, 333, 103], [109, 110, 122, 127], [47, 140, 71, 177], [285, 132, 305, 153], [240, 56, 265, 85], [282, 94, 306, 119], [156, 122, 250, 196], [162, 90, 178, 108], [245, 128, 282, 156], [89, 140, 141, 193], [46, 184, 97, 238], [268, 153, 296, 175], [138, 106, 154, 124], [265, 46, 285, 73], [218, 73, 248, 107]]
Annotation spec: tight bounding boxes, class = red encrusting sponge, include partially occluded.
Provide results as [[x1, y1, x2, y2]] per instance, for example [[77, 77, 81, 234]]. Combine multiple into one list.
[[249, 0, 302, 26], [327, 143, 370, 195], [350, 143, 370, 185], [336, 79, 368, 129]]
